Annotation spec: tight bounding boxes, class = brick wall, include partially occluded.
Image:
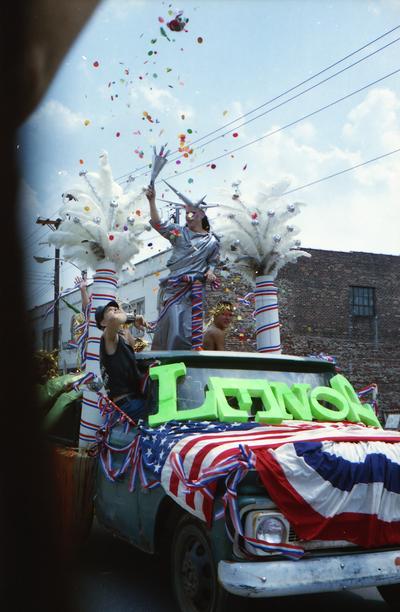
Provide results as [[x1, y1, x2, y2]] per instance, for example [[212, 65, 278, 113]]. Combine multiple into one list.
[[206, 248, 400, 417]]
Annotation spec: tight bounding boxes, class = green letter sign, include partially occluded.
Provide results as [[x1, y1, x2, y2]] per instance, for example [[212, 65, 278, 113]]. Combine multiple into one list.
[[148, 363, 382, 429]]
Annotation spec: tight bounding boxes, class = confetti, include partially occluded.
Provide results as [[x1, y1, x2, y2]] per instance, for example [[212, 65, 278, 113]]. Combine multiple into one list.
[[93, 61, 99, 68], [242, 164, 247, 171], [210, 164, 216, 170], [167, 11, 189, 32], [197, 37, 203, 44], [143, 111, 154, 123], [79, 159, 84, 165], [158, 17, 165, 23], [187, 128, 193, 134], [160, 27, 171, 41], [233, 132, 239, 138], [116, 132, 121, 138], [223, 110, 228, 116], [84, 119, 90, 126], [188, 178, 194, 184], [176, 160, 181, 165]]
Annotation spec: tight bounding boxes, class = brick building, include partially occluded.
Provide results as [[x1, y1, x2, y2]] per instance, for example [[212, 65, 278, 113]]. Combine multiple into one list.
[[206, 248, 400, 420]]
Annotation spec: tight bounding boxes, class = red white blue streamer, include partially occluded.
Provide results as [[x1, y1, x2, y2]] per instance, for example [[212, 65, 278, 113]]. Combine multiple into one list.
[[191, 279, 204, 350], [357, 383, 378, 414]]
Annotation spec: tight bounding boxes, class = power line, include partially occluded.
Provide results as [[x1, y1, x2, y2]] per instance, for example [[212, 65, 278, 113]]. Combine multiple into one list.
[[167, 35, 400, 165], [116, 24, 400, 184], [158, 66, 400, 182], [28, 284, 53, 303], [278, 147, 400, 197]]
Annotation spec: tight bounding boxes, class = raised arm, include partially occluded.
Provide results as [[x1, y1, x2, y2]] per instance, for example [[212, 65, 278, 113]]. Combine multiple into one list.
[[145, 185, 161, 227], [75, 273, 90, 311]]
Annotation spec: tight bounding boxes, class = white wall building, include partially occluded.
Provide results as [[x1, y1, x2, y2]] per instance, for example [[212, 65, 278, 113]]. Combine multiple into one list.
[[30, 248, 170, 371]]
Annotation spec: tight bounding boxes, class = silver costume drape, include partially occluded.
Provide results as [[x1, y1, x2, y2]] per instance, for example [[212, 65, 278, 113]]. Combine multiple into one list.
[[151, 220, 220, 350]]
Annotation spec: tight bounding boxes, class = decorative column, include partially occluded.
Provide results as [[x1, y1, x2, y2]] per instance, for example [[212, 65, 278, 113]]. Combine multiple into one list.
[[79, 262, 118, 447], [254, 275, 281, 354]]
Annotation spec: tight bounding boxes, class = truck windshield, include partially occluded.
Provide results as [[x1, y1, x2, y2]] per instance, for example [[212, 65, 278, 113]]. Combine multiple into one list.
[[147, 366, 333, 414]]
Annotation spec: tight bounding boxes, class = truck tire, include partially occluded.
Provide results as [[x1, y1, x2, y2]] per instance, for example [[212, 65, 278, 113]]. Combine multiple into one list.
[[171, 515, 228, 612], [377, 583, 400, 607]]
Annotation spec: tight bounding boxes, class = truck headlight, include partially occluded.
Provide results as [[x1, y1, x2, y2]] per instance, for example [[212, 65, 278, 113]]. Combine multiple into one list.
[[244, 511, 290, 556], [256, 515, 287, 543]]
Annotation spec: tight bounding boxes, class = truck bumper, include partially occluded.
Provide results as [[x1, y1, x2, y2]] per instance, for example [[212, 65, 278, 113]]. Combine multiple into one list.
[[219, 549, 400, 598]]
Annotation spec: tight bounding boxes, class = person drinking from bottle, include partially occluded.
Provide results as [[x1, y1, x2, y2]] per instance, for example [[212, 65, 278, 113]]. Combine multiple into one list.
[[96, 301, 149, 421]]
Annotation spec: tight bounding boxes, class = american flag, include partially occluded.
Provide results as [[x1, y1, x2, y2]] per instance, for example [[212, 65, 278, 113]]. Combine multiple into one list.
[[138, 419, 400, 550]]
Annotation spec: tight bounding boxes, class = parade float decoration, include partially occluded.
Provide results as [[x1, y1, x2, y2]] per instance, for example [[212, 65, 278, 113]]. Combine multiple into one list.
[[211, 180, 310, 353], [49, 148, 168, 447]]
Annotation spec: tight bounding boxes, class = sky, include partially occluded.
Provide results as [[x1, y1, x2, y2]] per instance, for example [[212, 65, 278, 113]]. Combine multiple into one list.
[[18, 0, 400, 309]]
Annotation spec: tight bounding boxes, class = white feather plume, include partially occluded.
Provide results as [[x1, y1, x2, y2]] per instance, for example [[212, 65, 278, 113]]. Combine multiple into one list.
[[49, 151, 150, 271], [212, 180, 311, 283]]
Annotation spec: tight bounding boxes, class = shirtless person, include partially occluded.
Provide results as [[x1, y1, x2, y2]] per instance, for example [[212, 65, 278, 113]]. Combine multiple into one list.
[[203, 301, 234, 351]]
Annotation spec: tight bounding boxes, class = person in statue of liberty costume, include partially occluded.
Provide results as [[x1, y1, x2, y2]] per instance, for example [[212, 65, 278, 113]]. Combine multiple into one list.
[[145, 182, 220, 350]]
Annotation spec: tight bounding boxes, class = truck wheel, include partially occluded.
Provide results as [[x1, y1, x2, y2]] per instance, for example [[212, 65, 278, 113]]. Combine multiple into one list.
[[171, 516, 228, 612], [377, 583, 400, 607]]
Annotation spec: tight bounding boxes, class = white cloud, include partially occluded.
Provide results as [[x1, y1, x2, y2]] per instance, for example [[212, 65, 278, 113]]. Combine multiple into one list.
[[367, 0, 400, 15], [18, 180, 40, 216], [206, 88, 400, 256], [99, 0, 146, 21], [28, 99, 85, 132], [342, 88, 400, 145], [128, 83, 195, 120]]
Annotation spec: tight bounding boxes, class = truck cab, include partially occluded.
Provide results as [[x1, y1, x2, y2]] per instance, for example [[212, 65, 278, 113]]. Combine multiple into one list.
[[94, 350, 400, 612]]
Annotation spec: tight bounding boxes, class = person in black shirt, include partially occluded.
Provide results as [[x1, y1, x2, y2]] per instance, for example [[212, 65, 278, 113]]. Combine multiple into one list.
[[95, 300, 148, 421]]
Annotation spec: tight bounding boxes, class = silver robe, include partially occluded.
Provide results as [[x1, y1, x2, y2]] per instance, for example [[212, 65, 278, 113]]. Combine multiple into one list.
[[151, 220, 220, 350]]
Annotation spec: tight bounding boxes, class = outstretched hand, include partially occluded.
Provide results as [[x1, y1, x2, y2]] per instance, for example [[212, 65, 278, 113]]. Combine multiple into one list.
[[145, 185, 156, 203], [74, 275, 87, 289]]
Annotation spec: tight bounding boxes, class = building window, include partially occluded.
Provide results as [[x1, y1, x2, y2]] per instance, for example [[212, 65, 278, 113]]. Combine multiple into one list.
[[350, 286, 375, 316]]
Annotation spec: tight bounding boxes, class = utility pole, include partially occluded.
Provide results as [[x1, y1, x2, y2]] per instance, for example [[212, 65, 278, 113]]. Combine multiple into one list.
[[36, 217, 61, 352]]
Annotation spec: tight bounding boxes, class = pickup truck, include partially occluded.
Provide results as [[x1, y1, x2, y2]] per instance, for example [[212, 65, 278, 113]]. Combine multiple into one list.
[[93, 350, 400, 612]]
